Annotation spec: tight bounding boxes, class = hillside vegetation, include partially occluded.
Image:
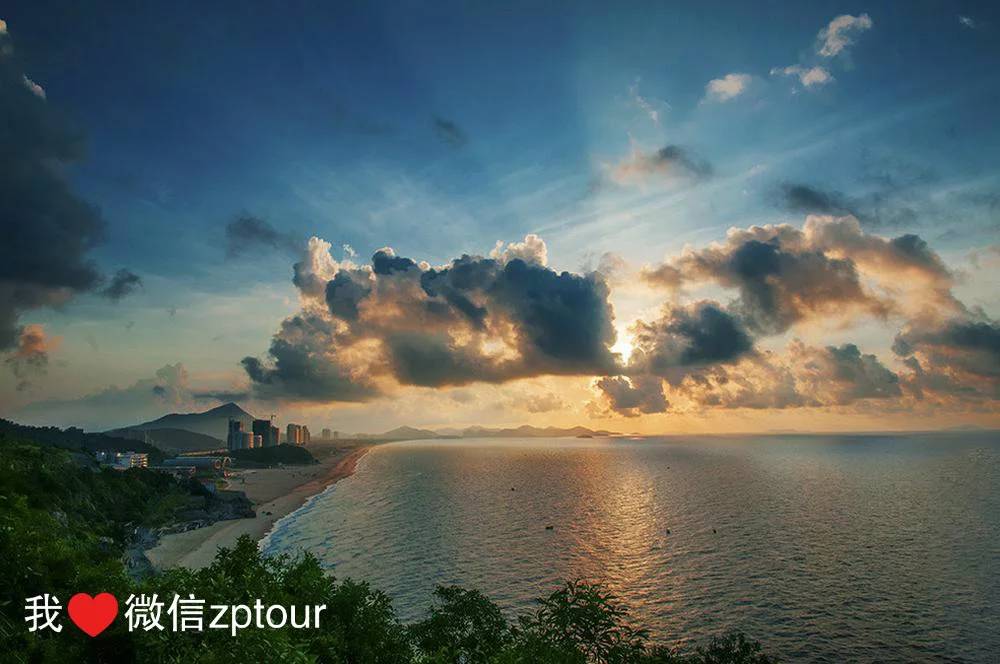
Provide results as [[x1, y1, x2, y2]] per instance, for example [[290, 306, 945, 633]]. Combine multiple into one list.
[[0, 419, 167, 462], [229, 443, 318, 466]]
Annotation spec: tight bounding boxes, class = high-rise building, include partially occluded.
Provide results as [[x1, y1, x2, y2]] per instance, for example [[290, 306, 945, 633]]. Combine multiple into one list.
[[252, 419, 278, 447], [227, 419, 245, 451], [285, 423, 310, 445], [321, 428, 332, 440]]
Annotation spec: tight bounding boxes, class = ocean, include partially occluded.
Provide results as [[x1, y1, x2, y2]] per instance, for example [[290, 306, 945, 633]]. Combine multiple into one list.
[[263, 433, 999, 662]]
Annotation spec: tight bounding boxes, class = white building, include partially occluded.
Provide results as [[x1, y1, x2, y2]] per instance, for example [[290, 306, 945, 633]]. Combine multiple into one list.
[[113, 452, 149, 469]]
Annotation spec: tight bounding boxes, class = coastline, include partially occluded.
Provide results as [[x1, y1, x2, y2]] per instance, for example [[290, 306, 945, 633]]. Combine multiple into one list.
[[146, 444, 372, 570]]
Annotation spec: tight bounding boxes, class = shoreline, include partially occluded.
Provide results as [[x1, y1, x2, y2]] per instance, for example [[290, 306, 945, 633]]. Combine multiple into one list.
[[146, 444, 372, 570]]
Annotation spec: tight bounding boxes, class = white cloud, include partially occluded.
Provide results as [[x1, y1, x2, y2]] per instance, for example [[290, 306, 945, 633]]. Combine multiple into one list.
[[958, 15, 976, 30], [771, 65, 834, 88], [490, 234, 548, 266], [703, 73, 752, 103], [818, 13, 873, 57], [769, 14, 871, 93], [628, 78, 666, 126]]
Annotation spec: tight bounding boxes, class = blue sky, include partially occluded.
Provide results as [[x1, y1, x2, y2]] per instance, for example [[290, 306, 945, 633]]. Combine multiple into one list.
[[2, 2, 998, 432]]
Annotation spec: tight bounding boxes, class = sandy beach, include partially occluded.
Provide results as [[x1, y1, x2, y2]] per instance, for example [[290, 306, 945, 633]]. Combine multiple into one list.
[[146, 443, 372, 570]]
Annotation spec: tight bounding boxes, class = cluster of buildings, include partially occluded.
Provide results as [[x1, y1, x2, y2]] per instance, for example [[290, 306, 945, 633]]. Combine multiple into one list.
[[94, 449, 230, 482], [95, 450, 149, 470], [226, 418, 315, 451]]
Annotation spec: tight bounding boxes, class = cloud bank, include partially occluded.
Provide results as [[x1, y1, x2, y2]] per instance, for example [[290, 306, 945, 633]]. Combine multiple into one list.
[[243, 236, 618, 401], [242, 216, 995, 422], [0, 21, 138, 367], [594, 214, 994, 416]]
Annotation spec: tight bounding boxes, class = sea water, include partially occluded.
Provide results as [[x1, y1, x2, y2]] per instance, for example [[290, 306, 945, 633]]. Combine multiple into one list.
[[264, 433, 999, 662]]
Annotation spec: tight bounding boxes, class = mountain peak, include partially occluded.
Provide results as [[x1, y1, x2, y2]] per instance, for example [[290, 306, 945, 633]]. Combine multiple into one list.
[[119, 402, 255, 443], [203, 402, 252, 418]]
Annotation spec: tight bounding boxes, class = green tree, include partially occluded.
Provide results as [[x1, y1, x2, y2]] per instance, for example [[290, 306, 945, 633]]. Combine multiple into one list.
[[410, 586, 511, 662]]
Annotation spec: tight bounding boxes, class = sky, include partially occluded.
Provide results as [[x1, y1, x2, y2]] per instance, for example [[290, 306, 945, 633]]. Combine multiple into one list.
[[1, 1, 998, 434]]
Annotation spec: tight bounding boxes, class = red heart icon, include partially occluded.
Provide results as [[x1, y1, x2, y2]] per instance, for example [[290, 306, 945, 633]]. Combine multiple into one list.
[[67, 593, 118, 637]]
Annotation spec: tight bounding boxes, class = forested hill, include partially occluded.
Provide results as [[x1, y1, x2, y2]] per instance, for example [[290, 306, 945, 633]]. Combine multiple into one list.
[[0, 419, 166, 462]]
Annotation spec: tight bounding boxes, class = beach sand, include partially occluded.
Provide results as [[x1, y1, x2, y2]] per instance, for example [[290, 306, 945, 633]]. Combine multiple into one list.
[[146, 443, 371, 570]]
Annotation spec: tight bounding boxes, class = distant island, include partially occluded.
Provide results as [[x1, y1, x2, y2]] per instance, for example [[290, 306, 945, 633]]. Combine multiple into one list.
[[359, 423, 621, 441]]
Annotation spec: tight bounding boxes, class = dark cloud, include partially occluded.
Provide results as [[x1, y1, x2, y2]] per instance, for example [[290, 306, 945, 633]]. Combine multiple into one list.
[[241, 313, 380, 402], [491, 259, 617, 372], [642, 218, 963, 336], [432, 116, 467, 148], [606, 214, 982, 416], [384, 331, 504, 387], [893, 317, 1000, 399], [609, 144, 713, 186], [243, 237, 619, 401], [101, 268, 142, 301], [372, 249, 419, 275], [731, 240, 876, 334], [0, 27, 110, 349], [324, 270, 372, 322], [777, 157, 943, 230], [821, 343, 902, 402], [596, 338, 905, 416], [654, 145, 713, 179], [673, 235, 881, 335], [630, 301, 754, 377], [595, 375, 667, 416], [225, 214, 300, 258]]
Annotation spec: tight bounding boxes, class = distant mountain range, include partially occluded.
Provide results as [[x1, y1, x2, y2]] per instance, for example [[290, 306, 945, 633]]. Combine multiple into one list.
[[361, 424, 619, 440], [452, 424, 619, 438], [361, 426, 445, 440], [108, 402, 254, 444], [107, 402, 618, 448]]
